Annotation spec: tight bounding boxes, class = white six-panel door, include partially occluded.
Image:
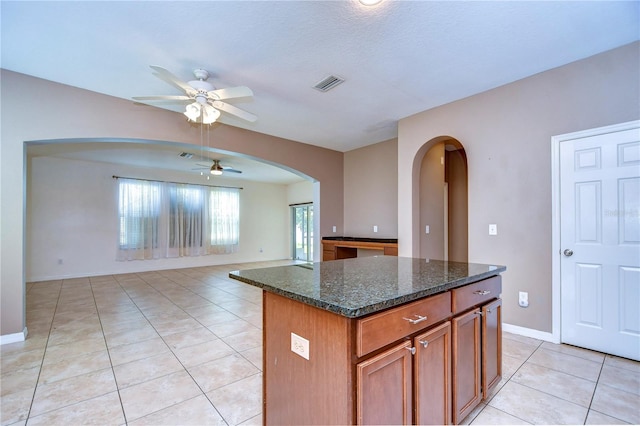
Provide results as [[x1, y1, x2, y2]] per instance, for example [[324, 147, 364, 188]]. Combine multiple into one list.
[[558, 122, 640, 361]]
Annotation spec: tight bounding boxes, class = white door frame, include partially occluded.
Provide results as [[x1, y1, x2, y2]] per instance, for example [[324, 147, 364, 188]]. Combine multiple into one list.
[[551, 119, 640, 345]]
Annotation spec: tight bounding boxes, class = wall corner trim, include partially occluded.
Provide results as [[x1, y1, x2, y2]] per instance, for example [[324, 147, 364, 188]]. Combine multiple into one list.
[[503, 323, 558, 344], [0, 328, 28, 345]]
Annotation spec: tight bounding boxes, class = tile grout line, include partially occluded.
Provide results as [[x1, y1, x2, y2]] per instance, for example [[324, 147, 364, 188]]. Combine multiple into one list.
[[474, 337, 545, 425], [581, 351, 606, 425], [112, 271, 231, 425], [90, 275, 129, 425], [24, 279, 64, 423]]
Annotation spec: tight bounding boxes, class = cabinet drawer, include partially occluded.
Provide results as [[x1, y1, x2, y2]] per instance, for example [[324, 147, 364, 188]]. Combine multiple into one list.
[[357, 292, 451, 357], [451, 276, 501, 314]]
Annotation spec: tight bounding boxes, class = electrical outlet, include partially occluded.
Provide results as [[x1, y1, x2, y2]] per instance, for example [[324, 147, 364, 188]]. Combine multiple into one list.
[[519, 291, 529, 308], [373, 225, 378, 233], [489, 224, 498, 235], [291, 332, 309, 360], [332, 226, 337, 233], [425, 225, 430, 234]]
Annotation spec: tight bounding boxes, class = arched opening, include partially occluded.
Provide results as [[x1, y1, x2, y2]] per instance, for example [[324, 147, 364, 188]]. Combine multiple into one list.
[[24, 137, 319, 282], [416, 137, 468, 261]]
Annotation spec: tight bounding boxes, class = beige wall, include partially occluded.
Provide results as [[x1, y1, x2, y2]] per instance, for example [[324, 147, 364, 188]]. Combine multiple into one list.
[[419, 142, 445, 258], [398, 42, 640, 333], [1, 70, 343, 337], [446, 148, 469, 262], [27, 156, 294, 281], [343, 138, 398, 238]]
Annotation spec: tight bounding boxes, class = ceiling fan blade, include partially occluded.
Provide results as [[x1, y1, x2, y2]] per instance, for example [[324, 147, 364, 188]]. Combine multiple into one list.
[[149, 65, 196, 96], [212, 101, 257, 122], [209, 86, 253, 101], [133, 95, 191, 101], [222, 168, 242, 174]]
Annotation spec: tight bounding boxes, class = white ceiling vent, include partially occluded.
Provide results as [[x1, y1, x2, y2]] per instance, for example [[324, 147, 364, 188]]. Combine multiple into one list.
[[313, 75, 345, 92], [178, 152, 194, 159]]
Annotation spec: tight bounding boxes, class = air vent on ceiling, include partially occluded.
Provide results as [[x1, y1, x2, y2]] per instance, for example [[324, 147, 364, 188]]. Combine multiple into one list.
[[313, 75, 345, 92], [178, 152, 194, 159]]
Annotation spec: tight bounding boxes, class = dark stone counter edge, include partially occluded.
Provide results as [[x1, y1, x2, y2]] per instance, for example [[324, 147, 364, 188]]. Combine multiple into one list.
[[322, 237, 398, 243], [228, 267, 505, 319]]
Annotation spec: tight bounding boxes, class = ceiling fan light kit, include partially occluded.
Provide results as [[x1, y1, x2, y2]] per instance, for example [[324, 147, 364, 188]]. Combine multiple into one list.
[[134, 66, 257, 125]]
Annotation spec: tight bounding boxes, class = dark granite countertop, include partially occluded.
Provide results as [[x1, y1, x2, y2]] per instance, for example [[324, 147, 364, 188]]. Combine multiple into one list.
[[229, 256, 505, 318], [322, 236, 398, 243]]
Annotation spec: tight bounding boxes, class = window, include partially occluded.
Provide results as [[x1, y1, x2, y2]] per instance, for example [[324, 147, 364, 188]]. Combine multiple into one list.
[[118, 180, 161, 250], [117, 178, 240, 260]]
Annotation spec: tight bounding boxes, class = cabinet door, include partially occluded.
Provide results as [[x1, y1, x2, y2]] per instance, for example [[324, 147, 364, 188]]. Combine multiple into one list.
[[482, 298, 502, 399], [452, 308, 481, 424], [414, 321, 451, 425], [357, 341, 413, 425]]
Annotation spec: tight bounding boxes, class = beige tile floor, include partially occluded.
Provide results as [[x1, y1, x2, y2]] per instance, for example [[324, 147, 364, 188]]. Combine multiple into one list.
[[1, 260, 639, 425]]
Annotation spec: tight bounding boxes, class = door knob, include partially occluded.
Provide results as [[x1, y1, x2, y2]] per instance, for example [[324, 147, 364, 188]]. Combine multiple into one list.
[[563, 249, 573, 257]]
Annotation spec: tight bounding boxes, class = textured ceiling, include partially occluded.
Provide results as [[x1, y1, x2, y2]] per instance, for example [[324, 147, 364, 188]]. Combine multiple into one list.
[[2, 1, 638, 154]]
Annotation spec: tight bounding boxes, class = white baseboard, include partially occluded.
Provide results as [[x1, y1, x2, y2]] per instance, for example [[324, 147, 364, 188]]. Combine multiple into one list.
[[503, 323, 559, 344], [0, 327, 28, 345]]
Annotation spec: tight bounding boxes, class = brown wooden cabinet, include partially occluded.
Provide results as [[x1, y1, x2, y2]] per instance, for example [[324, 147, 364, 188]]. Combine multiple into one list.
[[452, 309, 482, 424], [482, 298, 502, 399], [451, 278, 503, 424], [357, 341, 413, 425], [357, 321, 453, 426], [261, 276, 502, 425], [414, 321, 452, 425]]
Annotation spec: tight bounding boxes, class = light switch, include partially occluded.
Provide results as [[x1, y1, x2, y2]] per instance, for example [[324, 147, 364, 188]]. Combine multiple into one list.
[[425, 225, 430, 234], [489, 224, 497, 235], [332, 226, 336, 233]]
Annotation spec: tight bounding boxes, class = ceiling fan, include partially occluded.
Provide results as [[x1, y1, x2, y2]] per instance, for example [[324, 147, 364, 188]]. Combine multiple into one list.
[[193, 159, 243, 176], [133, 65, 257, 124]]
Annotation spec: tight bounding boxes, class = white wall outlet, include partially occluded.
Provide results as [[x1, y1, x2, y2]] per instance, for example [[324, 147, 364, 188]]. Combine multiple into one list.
[[373, 225, 378, 233], [519, 291, 529, 308], [291, 332, 310, 360], [332, 225, 337, 233], [489, 224, 498, 235], [425, 225, 430, 234]]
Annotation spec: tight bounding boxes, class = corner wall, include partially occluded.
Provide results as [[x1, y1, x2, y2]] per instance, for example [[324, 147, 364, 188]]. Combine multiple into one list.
[[398, 42, 640, 333], [343, 139, 398, 238], [1, 70, 343, 338]]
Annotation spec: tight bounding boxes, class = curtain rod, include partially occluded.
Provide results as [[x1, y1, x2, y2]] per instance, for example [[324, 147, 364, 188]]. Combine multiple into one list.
[[112, 175, 243, 190]]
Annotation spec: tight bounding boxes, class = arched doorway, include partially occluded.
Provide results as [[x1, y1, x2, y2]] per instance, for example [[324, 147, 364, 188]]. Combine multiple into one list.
[[417, 138, 468, 261]]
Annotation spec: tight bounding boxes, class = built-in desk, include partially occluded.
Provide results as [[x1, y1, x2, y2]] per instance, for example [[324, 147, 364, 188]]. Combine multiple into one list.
[[322, 237, 398, 261]]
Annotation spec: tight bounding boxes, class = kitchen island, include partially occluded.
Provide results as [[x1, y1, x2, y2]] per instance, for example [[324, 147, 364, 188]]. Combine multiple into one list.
[[230, 256, 506, 425]]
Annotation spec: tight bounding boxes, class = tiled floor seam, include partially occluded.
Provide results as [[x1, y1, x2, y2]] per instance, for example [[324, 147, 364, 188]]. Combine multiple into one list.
[[92, 275, 138, 425], [23, 280, 64, 423], [106, 271, 232, 425]]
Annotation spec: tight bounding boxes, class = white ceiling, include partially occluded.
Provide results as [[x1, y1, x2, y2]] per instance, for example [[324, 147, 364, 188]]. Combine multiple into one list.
[[2, 1, 639, 181]]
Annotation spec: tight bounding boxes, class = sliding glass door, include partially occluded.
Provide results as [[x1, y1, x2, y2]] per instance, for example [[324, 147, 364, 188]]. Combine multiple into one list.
[[292, 203, 313, 261]]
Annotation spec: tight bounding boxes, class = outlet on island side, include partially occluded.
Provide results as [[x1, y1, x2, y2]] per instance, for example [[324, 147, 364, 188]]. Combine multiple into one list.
[[291, 332, 310, 360]]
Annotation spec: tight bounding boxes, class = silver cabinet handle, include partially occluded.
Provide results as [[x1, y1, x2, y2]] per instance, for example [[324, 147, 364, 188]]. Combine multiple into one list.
[[406, 346, 416, 355], [403, 314, 428, 324], [419, 340, 429, 348], [563, 249, 573, 257], [473, 290, 491, 295]]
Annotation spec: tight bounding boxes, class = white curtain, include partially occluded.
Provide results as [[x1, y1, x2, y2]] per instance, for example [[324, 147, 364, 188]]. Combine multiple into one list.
[[117, 179, 165, 261], [210, 187, 240, 254], [117, 179, 238, 261]]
